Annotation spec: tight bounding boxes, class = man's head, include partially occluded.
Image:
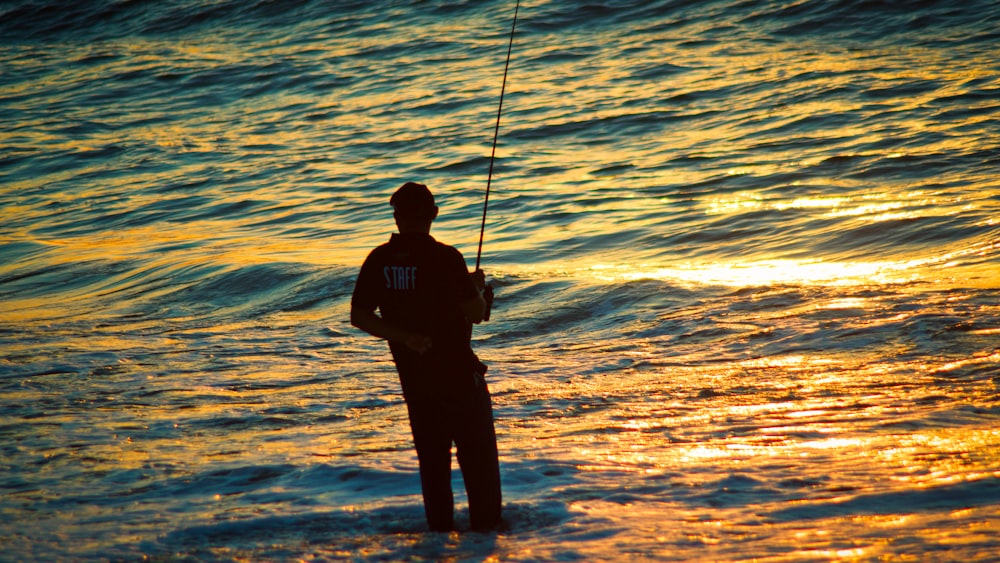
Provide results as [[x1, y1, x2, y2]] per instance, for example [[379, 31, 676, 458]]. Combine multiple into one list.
[[391, 182, 438, 232]]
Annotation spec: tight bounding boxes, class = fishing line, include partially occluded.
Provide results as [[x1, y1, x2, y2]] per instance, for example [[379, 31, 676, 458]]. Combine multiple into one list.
[[475, 0, 520, 271]]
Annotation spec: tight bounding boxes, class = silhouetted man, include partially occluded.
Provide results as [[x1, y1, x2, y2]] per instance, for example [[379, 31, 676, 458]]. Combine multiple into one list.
[[350, 182, 502, 532]]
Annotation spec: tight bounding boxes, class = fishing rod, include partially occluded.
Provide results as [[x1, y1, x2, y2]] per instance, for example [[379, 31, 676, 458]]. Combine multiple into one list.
[[475, 0, 520, 272]]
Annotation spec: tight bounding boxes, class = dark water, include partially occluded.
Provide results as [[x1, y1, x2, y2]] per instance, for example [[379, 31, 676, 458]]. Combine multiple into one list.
[[2, 0, 999, 560]]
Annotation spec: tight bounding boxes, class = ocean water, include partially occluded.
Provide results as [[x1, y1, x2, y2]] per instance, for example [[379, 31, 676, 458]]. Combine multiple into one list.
[[2, 0, 999, 560]]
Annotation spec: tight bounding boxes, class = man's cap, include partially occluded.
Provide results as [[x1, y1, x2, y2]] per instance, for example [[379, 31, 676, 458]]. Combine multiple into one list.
[[391, 182, 436, 218]]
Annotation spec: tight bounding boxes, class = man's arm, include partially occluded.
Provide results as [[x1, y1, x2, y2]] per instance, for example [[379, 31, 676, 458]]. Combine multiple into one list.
[[351, 305, 432, 354]]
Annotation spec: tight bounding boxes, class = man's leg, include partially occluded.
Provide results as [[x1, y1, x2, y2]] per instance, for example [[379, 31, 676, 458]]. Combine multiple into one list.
[[455, 381, 502, 531], [407, 399, 455, 532]]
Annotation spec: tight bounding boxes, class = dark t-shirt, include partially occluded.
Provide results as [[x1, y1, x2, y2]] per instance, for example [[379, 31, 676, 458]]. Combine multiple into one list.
[[352, 233, 481, 399]]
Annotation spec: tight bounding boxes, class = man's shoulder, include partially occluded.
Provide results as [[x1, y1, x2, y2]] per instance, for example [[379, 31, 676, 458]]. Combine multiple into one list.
[[361, 241, 394, 263], [388, 234, 466, 261], [430, 239, 464, 257], [430, 241, 469, 269]]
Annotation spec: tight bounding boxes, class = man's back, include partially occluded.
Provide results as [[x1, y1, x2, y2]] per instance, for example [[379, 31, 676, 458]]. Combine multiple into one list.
[[353, 232, 480, 397]]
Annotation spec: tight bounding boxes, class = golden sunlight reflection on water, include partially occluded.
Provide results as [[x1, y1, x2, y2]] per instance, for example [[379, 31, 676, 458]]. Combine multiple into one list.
[[586, 258, 923, 287]]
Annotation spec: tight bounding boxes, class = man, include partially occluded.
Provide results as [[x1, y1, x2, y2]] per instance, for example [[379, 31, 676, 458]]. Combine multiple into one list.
[[350, 182, 502, 532]]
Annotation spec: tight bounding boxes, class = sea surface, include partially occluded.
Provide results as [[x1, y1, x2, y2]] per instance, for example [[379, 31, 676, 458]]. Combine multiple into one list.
[[2, 0, 999, 561]]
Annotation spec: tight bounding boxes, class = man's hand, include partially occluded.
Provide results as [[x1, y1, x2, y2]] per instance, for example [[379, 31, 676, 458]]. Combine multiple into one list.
[[352, 305, 432, 353], [470, 269, 487, 293], [461, 269, 489, 324], [404, 333, 432, 355], [470, 269, 494, 322]]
